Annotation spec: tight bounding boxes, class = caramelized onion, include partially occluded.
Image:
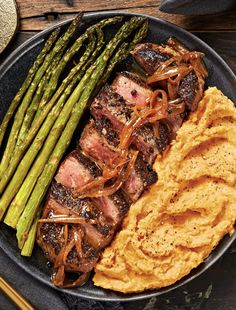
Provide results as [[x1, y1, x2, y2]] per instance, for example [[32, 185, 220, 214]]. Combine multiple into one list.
[[167, 101, 185, 117], [76, 150, 139, 198], [166, 37, 189, 54], [147, 65, 192, 84], [73, 88, 169, 199], [38, 217, 96, 225], [51, 224, 91, 288]]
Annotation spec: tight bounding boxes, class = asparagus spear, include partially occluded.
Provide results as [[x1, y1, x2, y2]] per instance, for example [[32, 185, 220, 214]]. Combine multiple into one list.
[[2, 38, 97, 224], [0, 14, 83, 177], [0, 26, 105, 194], [16, 49, 65, 146], [20, 210, 40, 257], [16, 16, 147, 248], [0, 29, 60, 148]]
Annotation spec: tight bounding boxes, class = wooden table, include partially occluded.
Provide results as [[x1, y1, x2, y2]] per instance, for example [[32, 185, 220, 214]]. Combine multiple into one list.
[[1, 1, 236, 309]]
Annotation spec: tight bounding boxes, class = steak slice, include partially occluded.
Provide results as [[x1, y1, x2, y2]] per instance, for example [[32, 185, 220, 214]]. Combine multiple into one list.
[[123, 154, 157, 201], [112, 71, 153, 107], [134, 122, 170, 164], [37, 198, 100, 273], [95, 189, 130, 225], [55, 150, 101, 188], [94, 116, 120, 148], [90, 84, 133, 131], [91, 84, 168, 163], [37, 182, 131, 276], [178, 70, 202, 111], [79, 119, 120, 166], [132, 42, 207, 112], [155, 121, 171, 151], [37, 180, 116, 272], [49, 183, 113, 244], [131, 43, 179, 75]]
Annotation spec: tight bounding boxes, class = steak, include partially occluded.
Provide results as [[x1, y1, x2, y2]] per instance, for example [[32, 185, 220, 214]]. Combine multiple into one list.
[[95, 190, 130, 224], [55, 150, 101, 188], [37, 40, 207, 288], [131, 43, 179, 75], [91, 83, 169, 163], [132, 41, 207, 111], [94, 116, 120, 147], [178, 70, 202, 111], [91, 84, 133, 131], [112, 71, 153, 107], [123, 154, 157, 201], [79, 119, 120, 166]]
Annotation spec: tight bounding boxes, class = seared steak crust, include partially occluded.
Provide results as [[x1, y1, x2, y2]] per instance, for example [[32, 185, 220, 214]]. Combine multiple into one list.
[[49, 182, 100, 220], [109, 189, 131, 218], [40, 222, 63, 256], [94, 116, 120, 147], [91, 84, 133, 127], [73, 150, 102, 178], [135, 154, 157, 188], [132, 43, 171, 74], [178, 71, 198, 111], [156, 122, 171, 152]]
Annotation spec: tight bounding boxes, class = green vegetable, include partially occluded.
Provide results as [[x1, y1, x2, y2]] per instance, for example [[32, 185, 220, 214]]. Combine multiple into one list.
[[3, 39, 96, 228], [20, 210, 40, 257], [16, 16, 147, 249], [16, 49, 65, 146], [3, 37, 97, 225], [0, 14, 82, 177], [0, 28, 60, 148]]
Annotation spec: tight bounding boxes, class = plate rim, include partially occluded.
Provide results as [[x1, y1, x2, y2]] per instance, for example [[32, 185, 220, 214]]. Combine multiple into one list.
[[0, 10, 236, 302]]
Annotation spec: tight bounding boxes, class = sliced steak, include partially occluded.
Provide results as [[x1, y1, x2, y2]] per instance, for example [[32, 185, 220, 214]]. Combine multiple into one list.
[[91, 84, 133, 131], [95, 189, 130, 225], [112, 72, 153, 107], [55, 150, 101, 188], [155, 121, 171, 151], [80, 119, 120, 166], [133, 122, 171, 163], [37, 181, 116, 272], [91, 84, 167, 163], [178, 70, 201, 111], [94, 116, 120, 148], [37, 198, 100, 273], [134, 124, 159, 164], [123, 154, 157, 201], [50, 183, 113, 241], [131, 43, 179, 75]]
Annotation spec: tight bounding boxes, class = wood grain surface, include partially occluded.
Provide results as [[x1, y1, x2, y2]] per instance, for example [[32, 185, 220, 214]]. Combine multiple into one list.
[[16, 0, 236, 31]]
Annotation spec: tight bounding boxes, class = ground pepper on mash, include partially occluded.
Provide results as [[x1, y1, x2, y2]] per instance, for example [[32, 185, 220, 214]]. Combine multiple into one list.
[[93, 87, 236, 293]]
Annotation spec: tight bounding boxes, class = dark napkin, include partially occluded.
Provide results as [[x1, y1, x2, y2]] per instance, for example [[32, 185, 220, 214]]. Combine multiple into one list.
[[159, 0, 236, 15]]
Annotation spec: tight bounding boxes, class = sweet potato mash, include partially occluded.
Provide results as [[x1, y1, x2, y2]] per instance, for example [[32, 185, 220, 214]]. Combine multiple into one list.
[[93, 87, 236, 293]]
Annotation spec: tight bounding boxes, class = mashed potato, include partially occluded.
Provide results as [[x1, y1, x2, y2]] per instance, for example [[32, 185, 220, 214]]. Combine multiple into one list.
[[93, 87, 236, 293]]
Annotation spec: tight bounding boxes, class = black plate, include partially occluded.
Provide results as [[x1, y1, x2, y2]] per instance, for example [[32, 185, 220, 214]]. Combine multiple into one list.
[[0, 11, 236, 302]]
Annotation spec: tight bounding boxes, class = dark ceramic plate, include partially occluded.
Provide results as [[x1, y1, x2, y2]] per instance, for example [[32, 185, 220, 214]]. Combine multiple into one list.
[[0, 11, 236, 302]]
